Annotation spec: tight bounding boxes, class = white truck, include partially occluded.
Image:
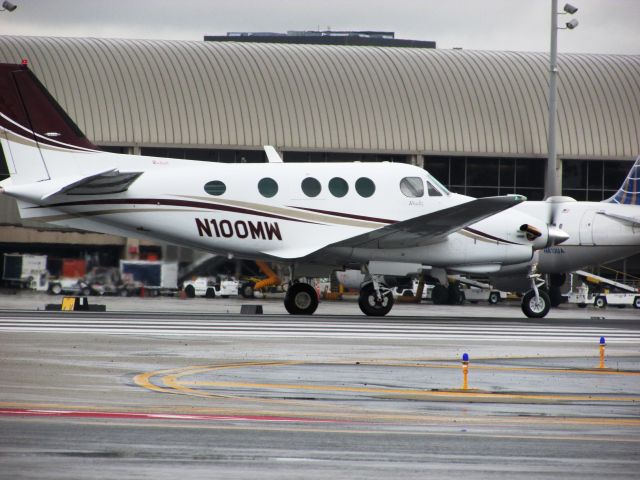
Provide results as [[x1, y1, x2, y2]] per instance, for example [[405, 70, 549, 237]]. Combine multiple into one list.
[[565, 270, 640, 309], [2, 254, 49, 291], [182, 277, 240, 298]]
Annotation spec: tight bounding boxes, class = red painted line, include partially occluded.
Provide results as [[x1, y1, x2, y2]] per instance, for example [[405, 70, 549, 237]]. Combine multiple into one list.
[[0, 408, 339, 423]]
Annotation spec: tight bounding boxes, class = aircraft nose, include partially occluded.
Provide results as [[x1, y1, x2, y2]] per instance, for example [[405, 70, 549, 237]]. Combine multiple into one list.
[[547, 226, 570, 246]]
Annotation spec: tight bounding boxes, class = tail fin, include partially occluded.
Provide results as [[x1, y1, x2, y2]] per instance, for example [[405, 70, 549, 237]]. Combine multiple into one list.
[[0, 62, 97, 185], [606, 156, 640, 205]]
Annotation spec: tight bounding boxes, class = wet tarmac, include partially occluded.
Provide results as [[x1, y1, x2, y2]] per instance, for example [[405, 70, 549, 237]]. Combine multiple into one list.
[[0, 292, 638, 478]]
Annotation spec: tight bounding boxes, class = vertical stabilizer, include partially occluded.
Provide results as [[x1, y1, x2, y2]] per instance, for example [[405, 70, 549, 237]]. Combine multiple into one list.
[[607, 156, 640, 205], [0, 63, 97, 185]]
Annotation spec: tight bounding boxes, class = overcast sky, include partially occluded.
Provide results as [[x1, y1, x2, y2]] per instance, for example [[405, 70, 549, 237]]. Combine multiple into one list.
[[0, 0, 638, 54]]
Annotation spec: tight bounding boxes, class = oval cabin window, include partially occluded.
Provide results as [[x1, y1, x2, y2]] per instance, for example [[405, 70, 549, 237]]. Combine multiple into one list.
[[355, 177, 376, 198], [258, 177, 278, 198], [301, 177, 322, 197], [329, 177, 349, 197], [204, 180, 226, 196]]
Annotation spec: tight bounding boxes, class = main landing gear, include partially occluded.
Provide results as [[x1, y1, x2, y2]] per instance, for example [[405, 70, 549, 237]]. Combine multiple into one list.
[[283, 282, 319, 315], [521, 274, 551, 318]]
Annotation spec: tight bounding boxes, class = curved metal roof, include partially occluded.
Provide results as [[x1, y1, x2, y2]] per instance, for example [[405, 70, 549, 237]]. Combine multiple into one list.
[[0, 35, 638, 158]]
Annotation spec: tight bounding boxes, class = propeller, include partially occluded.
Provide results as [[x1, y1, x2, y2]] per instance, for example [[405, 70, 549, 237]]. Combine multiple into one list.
[[545, 197, 570, 246]]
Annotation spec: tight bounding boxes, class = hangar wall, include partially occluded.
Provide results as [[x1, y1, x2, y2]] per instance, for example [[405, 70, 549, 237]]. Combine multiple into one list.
[[0, 35, 638, 158], [0, 36, 638, 273]]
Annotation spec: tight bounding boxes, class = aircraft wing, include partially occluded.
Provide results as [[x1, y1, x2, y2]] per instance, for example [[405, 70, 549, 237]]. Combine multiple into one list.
[[326, 195, 526, 250]]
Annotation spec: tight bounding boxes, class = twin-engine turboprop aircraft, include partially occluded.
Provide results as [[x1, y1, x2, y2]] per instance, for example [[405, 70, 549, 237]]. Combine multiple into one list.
[[489, 159, 640, 312], [0, 63, 569, 316], [338, 162, 640, 318]]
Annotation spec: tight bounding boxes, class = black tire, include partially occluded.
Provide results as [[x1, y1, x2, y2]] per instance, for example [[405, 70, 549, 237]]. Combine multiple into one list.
[[49, 283, 62, 295], [448, 284, 464, 305], [634, 297, 640, 310], [118, 288, 129, 297], [205, 287, 216, 299], [488, 291, 500, 305], [184, 284, 196, 298], [594, 296, 607, 308], [431, 284, 448, 305], [241, 283, 255, 298], [358, 283, 394, 316], [284, 283, 318, 315], [521, 290, 551, 318]]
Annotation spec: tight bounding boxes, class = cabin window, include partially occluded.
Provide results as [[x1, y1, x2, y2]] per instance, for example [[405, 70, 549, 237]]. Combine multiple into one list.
[[355, 177, 375, 198], [258, 177, 278, 198], [400, 177, 424, 198], [203, 180, 226, 196], [329, 177, 349, 197], [426, 181, 443, 197], [301, 177, 322, 197]]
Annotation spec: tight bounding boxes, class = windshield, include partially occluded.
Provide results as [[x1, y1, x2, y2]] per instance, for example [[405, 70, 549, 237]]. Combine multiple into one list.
[[426, 173, 450, 195]]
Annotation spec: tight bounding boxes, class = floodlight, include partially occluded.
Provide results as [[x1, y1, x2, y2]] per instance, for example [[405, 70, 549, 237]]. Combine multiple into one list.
[[1, 1, 17, 12], [566, 18, 579, 29], [563, 3, 578, 14]]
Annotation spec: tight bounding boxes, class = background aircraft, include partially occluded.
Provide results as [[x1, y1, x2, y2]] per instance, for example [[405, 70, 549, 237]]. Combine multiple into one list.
[[338, 159, 640, 317]]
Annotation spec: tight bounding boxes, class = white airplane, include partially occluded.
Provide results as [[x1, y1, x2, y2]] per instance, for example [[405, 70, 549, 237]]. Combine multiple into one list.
[[338, 159, 640, 316], [0, 62, 570, 317], [491, 160, 640, 306]]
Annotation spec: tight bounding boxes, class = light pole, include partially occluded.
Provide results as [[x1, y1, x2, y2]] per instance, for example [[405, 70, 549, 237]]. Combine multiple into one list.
[[546, 1, 578, 199]]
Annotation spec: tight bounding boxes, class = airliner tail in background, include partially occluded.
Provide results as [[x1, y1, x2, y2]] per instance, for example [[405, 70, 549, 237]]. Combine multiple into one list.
[[607, 156, 640, 205]]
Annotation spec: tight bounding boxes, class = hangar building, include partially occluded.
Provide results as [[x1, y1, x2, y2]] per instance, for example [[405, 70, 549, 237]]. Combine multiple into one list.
[[0, 35, 638, 275]]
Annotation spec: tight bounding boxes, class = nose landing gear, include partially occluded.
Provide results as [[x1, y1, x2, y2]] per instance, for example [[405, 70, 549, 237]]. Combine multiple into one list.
[[358, 274, 394, 316], [521, 274, 550, 318]]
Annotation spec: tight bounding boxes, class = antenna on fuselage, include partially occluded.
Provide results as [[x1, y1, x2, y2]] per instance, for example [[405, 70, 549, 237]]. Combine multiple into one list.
[[264, 145, 283, 163]]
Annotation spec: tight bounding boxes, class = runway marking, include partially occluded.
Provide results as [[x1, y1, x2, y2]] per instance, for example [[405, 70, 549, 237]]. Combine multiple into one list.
[[1, 315, 640, 342], [2, 404, 640, 430], [0, 408, 337, 423], [136, 361, 640, 405], [180, 379, 640, 403]]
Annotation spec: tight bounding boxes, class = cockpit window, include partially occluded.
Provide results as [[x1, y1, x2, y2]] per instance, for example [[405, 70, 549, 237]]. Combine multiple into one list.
[[400, 177, 424, 198], [426, 181, 443, 197], [426, 174, 449, 195]]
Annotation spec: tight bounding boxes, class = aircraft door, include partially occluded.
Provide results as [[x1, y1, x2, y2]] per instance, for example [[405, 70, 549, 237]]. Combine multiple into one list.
[[578, 210, 595, 245]]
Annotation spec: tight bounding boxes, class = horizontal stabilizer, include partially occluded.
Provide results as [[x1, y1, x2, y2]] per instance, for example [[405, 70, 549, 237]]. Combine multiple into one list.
[[328, 195, 526, 249], [1, 168, 143, 203], [43, 169, 143, 198], [596, 210, 640, 227]]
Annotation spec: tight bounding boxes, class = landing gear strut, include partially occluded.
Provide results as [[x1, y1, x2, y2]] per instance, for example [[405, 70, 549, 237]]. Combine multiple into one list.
[[358, 272, 394, 316], [521, 274, 550, 318]]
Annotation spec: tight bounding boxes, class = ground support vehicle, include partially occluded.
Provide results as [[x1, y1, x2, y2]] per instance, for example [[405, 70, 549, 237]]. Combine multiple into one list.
[[564, 270, 640, 309], [120, 261, 179, 296], [182, 277, 240, 298], [2, 254, 48, 291]]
